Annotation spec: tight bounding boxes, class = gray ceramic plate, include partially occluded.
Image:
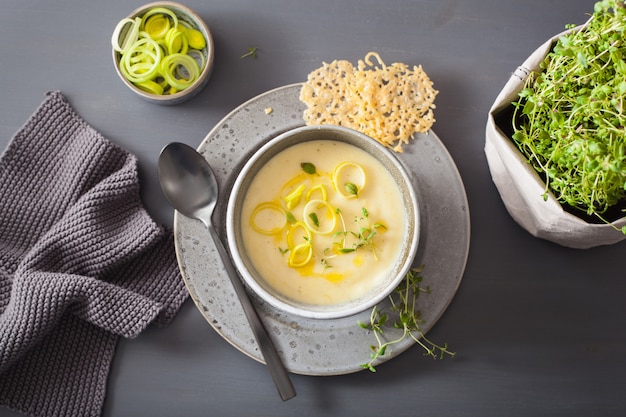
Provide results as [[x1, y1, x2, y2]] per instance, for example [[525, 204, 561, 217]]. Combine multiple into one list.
[[173, 83, 470, 375]]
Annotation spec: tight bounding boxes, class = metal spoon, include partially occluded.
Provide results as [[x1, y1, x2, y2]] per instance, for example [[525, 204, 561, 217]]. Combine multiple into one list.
[[158, 142, 296, 401]]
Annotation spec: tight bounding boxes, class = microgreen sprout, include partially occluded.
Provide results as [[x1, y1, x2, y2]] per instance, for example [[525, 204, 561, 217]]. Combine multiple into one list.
[[321, 257, 332, 272], [319, 206, 384, 266], [511, 0, 626, 231], [359, 265, 455, 372]]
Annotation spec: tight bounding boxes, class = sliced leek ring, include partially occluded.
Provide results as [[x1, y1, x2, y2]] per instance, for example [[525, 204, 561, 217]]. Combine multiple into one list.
[[111, 17, 141, 54], [165, 26, 189, 55], [281, 174, 312, 196], [186, 28, 207, 49], [286, 221, 312, 249], [143, 13, 171, 39], [305, 183, 328, 202], [140, 7, 179, 31], [284, 184, 306, 210], [303, 199, 337, 235], [250, 202, 287, 235], [187, 49, 206, 70], [135, 80, 164, 95], [332, 162, 366, 199], [119, 35, 163, 83], [160, 53, 200, 90], [288, 243, 313, 268]]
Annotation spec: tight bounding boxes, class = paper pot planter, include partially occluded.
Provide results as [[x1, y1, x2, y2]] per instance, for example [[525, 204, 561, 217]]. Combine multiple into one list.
[[485, 25, 626, 249]]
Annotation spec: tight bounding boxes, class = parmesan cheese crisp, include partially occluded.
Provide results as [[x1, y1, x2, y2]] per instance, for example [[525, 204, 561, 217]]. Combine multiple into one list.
[[300, 52, 438, 152]]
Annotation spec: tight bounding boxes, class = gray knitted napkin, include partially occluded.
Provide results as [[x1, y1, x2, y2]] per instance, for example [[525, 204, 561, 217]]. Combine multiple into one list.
[[0, 91, 188, 417]]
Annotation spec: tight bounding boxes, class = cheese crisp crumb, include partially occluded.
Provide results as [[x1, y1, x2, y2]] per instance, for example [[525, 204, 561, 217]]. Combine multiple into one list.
[[264, 107, 273, 115], [299, 52, 438, 152]]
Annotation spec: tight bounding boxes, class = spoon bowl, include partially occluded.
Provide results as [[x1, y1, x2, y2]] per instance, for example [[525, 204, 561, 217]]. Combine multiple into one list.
[[157, 142, 296, 401], [157, 142, 217, 222]]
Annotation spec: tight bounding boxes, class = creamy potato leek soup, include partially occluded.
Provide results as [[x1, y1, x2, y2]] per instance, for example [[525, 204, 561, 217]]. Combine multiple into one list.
[[240, 139, 407, 307]]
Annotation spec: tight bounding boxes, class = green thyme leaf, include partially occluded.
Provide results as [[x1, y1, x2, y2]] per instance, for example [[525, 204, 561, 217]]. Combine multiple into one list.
[[345, 182, 359, 197], [301, 162, 317, 175]]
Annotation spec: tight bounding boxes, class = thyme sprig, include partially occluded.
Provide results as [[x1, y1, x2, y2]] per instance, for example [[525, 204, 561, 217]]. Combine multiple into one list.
[[241, 46, 258, 59], [359, 265, 455, 372], [325, 207, 384, 264], [511, 0, 626, 232]]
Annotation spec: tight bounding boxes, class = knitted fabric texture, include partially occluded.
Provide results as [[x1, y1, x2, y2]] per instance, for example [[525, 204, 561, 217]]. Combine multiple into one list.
[[0, 91, 188, 417]]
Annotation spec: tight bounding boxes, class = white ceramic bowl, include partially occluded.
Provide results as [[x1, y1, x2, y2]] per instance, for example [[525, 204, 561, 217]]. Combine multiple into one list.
[[226, 125, 420, 319], [111, 1, 214, 105]]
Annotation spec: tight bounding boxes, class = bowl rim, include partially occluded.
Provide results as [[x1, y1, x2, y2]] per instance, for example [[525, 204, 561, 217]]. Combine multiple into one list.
[[226, 124, 420, 319], [111, 1, 214, 103]]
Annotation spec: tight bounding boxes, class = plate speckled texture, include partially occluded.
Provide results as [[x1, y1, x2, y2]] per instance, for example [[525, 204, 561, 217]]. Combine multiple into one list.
[[173, 83, 470, 375]]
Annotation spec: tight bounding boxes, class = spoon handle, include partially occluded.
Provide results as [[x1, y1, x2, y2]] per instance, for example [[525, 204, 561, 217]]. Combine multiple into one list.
[[207, 223, 297, 401]]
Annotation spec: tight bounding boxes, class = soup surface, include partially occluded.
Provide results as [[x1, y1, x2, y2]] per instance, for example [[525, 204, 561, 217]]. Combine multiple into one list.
[[240, 139, 408, 307]]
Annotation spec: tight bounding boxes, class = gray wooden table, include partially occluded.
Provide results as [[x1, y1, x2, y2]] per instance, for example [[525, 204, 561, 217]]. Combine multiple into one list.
[[1, 1, 624, 416]]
